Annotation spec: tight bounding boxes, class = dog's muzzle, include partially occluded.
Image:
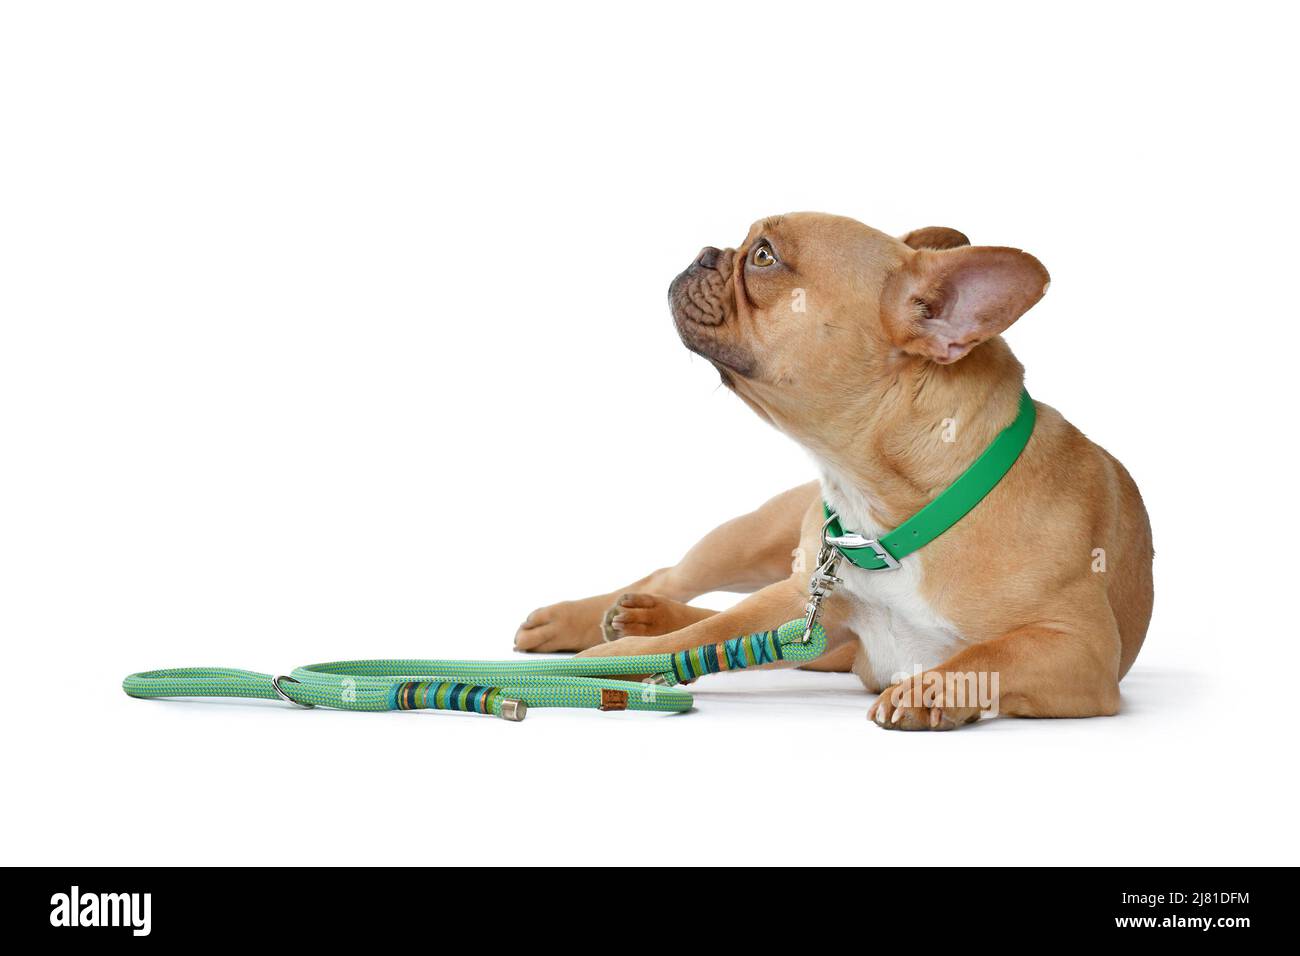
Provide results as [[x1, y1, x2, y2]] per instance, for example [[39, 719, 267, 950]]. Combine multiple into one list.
[[669, 247, 734, 328], [667, 246, 757, 378]]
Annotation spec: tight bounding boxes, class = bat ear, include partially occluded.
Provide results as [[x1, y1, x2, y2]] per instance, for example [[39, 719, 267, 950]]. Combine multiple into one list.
[[900, 226, 971, 251], [883, 246, 1050, 364]]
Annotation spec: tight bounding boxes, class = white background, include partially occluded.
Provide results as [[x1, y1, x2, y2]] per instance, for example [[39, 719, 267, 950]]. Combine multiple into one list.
[[3, 1, 1297, 866]]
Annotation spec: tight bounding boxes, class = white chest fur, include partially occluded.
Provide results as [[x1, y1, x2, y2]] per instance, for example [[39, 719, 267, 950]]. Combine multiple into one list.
[[819, 466, 966, 691]]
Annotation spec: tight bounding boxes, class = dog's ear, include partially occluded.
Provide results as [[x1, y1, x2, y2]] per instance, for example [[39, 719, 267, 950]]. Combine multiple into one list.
[[901, 226, 970, 251], [883, 246, 1050, 364]]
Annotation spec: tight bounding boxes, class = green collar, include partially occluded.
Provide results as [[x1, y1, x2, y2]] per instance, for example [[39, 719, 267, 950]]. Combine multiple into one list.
[[823, 388, 1036, 571]]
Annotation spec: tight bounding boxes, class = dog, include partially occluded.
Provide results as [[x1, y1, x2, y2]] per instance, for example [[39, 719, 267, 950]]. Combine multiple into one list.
[[515, 213, 1153, 729]]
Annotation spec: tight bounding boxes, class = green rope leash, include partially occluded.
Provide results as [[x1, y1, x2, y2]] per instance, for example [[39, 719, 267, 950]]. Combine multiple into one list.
[[123, 619, 827, 721]]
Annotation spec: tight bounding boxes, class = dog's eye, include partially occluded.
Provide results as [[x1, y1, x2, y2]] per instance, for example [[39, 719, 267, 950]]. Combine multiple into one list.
[[751, 243, 776, 267]]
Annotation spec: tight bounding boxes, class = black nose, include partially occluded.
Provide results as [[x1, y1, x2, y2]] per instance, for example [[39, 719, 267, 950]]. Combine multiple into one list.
[[696, 246, 722, 270]]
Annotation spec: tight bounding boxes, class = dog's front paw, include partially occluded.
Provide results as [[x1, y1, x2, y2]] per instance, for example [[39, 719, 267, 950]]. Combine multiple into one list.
[[600, 592, 714, 640], [514, 597, 607, 652], [867, 672, 984, 731]]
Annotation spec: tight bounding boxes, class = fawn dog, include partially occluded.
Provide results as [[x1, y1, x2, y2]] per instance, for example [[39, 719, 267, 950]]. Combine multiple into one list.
[[516, 213, 1153, 729]]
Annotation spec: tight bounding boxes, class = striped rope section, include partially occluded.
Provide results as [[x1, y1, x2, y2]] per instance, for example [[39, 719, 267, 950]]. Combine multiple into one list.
[[671, 628, 786, 682], [395, 681, 502, 715]]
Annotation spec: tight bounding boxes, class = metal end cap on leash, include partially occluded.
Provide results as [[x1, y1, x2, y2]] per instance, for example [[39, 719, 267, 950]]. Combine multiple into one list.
[[498, 698, 527, 721]]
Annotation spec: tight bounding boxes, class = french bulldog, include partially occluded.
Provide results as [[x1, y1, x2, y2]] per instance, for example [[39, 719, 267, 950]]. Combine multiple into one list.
[[516, 213, 1153, 729]]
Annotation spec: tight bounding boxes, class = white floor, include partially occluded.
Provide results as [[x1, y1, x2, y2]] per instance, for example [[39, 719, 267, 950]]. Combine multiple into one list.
[[11, 636, 1284, 867]]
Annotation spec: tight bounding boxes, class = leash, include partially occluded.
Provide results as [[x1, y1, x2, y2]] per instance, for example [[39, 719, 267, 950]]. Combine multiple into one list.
[[123, 619, 827, 721]]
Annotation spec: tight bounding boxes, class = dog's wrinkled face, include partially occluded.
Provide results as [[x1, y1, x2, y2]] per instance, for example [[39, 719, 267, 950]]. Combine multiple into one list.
[[668, 212, 1049, 441], [669, 214, 904, 393]]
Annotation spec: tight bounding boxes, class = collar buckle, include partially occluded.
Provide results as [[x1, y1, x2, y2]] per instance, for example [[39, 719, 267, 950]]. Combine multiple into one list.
[[825, 532, 901, 570]]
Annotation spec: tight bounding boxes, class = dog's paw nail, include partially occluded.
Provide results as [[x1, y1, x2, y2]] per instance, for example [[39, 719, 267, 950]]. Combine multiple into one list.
[[930, 708, 942, 728], [891, 706, 904, 724]]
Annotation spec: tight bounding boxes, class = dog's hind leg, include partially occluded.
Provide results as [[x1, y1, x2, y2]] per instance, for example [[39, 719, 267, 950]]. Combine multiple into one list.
[[514, 482, 818, 653]]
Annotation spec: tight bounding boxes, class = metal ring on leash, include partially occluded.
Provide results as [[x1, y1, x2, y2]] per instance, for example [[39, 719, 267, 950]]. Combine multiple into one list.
[[271, 675, 315, 709]]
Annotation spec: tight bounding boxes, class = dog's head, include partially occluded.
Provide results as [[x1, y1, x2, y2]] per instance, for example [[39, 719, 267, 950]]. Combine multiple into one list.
[[668, 212, 1049, 441]]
